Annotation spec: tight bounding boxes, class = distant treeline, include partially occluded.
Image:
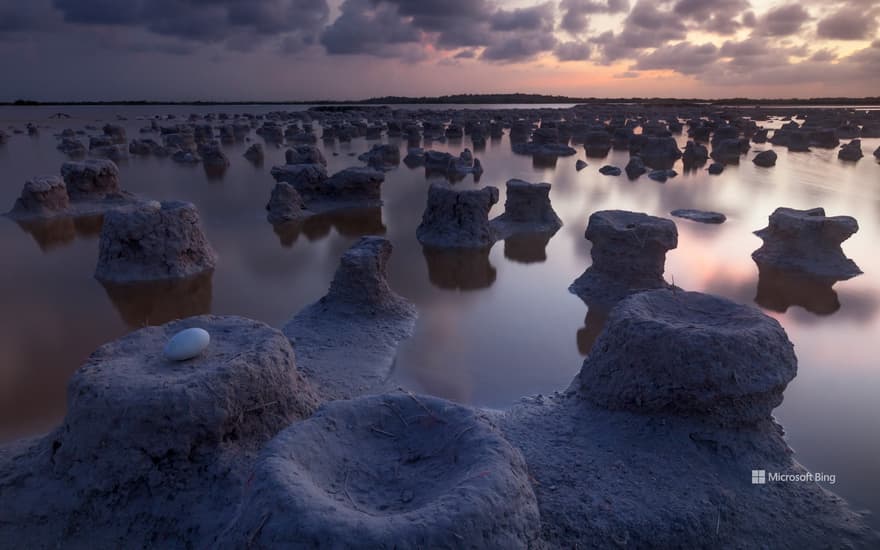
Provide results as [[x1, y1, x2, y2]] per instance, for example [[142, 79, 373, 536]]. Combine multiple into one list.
[[4, 94, 880, 107]]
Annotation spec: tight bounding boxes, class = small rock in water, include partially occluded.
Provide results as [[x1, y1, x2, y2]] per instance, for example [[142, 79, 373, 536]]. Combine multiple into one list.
[[671, 209, 727, 224], [575, 160, 587, 171], [164, 327, 210, 361], [752, 149, 777, 167], [648, 169, 676, 183], [598, 165, 621, 176]]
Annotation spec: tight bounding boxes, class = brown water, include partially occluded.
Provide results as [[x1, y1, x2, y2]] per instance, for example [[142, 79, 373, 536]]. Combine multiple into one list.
[[1, 105, 879, 526]]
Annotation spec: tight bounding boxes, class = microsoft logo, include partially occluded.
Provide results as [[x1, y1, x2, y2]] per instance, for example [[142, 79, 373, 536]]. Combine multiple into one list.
[[751, 469, 766, 485]]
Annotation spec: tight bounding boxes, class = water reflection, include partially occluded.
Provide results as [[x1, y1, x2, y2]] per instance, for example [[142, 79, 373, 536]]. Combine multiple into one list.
[[421, 246, 496, 291], [101, 272, 213, 328], [531, 155, 559, 169], [503, 231, 555, 264], [204, 164, 228, 181], [14, 214, 103, 251], [271, 207, 386, 247], [755, 263, 841, 315], [576, 306, 610, 356]]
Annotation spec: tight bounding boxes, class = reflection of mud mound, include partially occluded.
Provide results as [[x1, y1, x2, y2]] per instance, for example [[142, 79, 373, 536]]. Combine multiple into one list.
[[15, 214, 105, 251], [15, 217, 76, 251], [503, 231, 553, 264], [422, 246, 496, 291], [222, 392, 541, 549], [575, 306, 610, 355], [101, 273, 214, 328], [531, 154, 559, 169], [203, 164, 228, 180], [755, 263, 841, 315], [272, 207, 385, 247]]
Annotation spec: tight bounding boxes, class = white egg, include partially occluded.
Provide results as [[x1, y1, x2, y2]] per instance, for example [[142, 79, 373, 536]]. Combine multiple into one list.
[[163, 327, 210, 361]]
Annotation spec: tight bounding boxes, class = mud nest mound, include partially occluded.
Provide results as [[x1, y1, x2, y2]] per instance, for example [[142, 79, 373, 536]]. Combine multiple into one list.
[[223, 392, 542, 549], [95, 200, 217, 283], [577, 289, 797, 425], [753, 207, 861, 281], [570, 210, 678, 306], [53, 315, 318, 488]]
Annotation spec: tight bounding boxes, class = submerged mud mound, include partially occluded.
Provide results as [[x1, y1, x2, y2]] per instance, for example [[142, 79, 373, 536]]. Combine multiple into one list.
[[283, 237, 417, 399], [221, 392, 541, 549], [8, 176, 69, 217], [95, 200, 218, 284], [490, 179, 562, 240], [5, 160, 148, 223], [60, 158, 121, 199], [416, 183, 499, 248], [570, 210, 678, 306], [753, 207, 861, 281], [577, 289, 797, 425], [266, 182, 307, 224], [0, 316, 318, 548], [271, 163, 384, 205]]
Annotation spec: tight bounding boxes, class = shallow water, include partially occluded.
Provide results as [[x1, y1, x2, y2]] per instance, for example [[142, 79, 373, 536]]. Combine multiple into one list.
[[1, 105, 879, 527]]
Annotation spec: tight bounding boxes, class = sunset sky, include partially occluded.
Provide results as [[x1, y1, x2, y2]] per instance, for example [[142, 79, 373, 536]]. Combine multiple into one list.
[[1, 0, 878, 101]]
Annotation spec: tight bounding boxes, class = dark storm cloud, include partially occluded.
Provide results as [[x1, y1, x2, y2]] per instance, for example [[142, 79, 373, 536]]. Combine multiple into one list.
[[321, 0, 492, 54], [481, 33, 557, 62], [810, 49, 837, 62], [0, 0, 60, 32], [319, 0, 420, 56], [719, 37, 764, 57], [593, 0, 687, 62], [817, 7, 879, 40], [322, 0, 559, 62], [673, 0, 751, 35], [752, 4, 811, 37], [554, 40, 592, 61], [559, 0, 630, 34], [490, 2, 555, 32], [633, 41, 719, 74], [51, 0, 330, 50]]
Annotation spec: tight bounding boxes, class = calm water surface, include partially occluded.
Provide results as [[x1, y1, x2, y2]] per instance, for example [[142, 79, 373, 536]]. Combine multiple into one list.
[[1, 105, 878, 526]]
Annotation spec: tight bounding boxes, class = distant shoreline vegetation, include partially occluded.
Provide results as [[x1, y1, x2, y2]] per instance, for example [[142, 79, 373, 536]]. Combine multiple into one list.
[[4, 94, 880, 107]]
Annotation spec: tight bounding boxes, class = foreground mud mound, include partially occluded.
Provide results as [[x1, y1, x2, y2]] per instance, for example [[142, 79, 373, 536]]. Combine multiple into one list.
[[221, 392, 542, 550], [500, 288, 879, 548], [578, 289, 797, 425], [95, 200, 218, 283], [0, 316, 318, 548], [283, 236, 417, 399], [753, 206, 861, 281], [570, 210, 678, 305]]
